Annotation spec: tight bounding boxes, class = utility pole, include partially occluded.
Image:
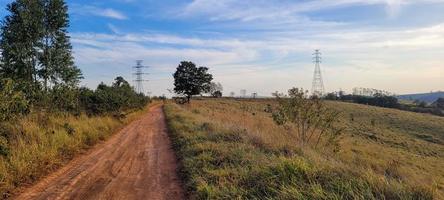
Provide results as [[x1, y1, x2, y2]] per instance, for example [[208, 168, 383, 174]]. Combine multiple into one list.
[[311, 49, 325, 96], [133, 60, 149, 95]]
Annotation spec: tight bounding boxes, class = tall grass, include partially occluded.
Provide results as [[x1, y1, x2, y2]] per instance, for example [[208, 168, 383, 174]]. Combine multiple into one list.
[[164, 99, 442, 199], [0, 106, 149, 198]]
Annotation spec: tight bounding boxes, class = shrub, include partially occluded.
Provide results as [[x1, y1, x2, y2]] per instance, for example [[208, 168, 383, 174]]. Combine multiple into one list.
[[49, 84, 80, 113], [0, 79, 29, 121], [272, 88, 342, 147], [79, 77, 149, 115]]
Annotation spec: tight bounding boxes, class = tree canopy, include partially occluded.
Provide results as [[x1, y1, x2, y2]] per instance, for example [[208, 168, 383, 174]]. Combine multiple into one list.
[[0, 0, 81, 102], [173, 61, 213, 102]]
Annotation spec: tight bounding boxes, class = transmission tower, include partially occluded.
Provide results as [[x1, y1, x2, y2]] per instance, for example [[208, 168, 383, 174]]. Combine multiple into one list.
[[133, 60, 149, 94], [311, 49, 325, 96]]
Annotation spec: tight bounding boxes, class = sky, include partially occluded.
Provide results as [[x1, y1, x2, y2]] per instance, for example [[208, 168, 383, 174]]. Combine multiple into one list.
[[0, 0, 443, 96]]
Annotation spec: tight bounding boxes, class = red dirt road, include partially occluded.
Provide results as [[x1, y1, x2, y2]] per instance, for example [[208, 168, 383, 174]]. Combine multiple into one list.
[[15, 105, 185, 200]]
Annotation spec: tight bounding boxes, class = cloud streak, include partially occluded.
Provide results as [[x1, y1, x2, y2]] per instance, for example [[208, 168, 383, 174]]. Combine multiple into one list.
[[71, 5, 128, 20], [70, 20, 444, 95], [182, 0, 443, 21]]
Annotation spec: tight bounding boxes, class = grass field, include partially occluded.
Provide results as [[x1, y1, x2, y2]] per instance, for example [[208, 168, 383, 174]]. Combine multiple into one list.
[[0, 105, 150, 198], [164, 98, 444, 199]]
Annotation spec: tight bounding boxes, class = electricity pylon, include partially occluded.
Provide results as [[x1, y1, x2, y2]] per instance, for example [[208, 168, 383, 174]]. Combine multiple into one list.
[[133, 60, 149, 94], [311, 49, 325, 96]]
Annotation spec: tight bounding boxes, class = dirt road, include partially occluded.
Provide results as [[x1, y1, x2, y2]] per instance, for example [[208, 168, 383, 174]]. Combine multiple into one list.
[[16, 105, 185, 200]]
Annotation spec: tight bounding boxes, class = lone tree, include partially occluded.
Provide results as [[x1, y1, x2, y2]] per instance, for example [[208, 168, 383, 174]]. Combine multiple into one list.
[[272, 88, 342, 148], [173, 61, 213, 103]]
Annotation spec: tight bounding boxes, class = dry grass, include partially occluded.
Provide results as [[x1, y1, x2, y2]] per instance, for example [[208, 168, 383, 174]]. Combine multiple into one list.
[[0, 104, 151, 198], [164, 98, 444, 199]]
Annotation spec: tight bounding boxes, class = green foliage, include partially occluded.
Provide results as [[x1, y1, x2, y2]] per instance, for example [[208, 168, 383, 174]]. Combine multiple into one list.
[[48, 84, 80, 113], [272, 88, 342, 147], [339, 93, 400, 108], [0, 0, 45, 88], [79, 77, 150, 115], [0, 79, 29, 121], [40, 0, 82, 88], [0, 0, 81, 105], [173, 61, 213, 102]]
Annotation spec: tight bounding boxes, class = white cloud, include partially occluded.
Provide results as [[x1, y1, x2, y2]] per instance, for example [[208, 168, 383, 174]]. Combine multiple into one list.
[[181, 0, 444, 21], [70, 20, 444, 95], [71, 5, 128, 20]]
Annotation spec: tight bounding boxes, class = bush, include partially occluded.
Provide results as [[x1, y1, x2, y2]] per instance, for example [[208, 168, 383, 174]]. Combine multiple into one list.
[[49, 84, 80, 113], [272, 88, 342, 147], [79, 77, 149, 115], [338, 93, 400, 108], [0, 79, 29, 121]]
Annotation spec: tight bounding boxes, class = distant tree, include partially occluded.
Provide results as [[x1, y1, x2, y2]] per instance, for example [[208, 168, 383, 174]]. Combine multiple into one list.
[[209, 82, 223, 97], [173, 61, 213, 103], [271, 91, 284, 97], [272, 88, 342, 148], [79, 77, 149, 115], [113, 76, 129, 87], [212, 91, 222, 98], [230, 91, 235, 97], [414, 99, 428, 108], [372, 93, 399, 108], [325, 92, 338, 100], [434, 98, 444, 109]]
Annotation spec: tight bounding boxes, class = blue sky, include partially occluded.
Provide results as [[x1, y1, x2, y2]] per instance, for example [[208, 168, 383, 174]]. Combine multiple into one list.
[[1, 0, 443, 96]]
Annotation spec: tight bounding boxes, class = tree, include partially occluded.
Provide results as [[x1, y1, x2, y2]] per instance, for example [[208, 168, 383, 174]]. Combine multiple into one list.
[[325, 92, 338, 100], [40, 0, 82, 88], [79, 77, 149, 115], [209, 82, 223, 97], [173, 61, 213, 103], [272, 88, 342, 148], [0, 0, 81, 104], [0, 0, 45, 99]]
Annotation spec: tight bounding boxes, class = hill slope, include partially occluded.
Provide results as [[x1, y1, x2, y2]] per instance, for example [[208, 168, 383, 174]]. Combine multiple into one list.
[[164, 99, 444, 199], [397, 91, 444, 103]]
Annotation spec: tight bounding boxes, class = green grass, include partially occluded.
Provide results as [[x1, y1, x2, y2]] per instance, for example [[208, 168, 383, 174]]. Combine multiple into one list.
[[0, 106, 149, 198], [164, 99, 443, 199]]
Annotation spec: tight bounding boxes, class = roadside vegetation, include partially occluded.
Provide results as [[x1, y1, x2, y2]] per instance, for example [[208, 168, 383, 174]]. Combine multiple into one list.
[[0, 0, 150, 197], [164, 97, 444, 199]]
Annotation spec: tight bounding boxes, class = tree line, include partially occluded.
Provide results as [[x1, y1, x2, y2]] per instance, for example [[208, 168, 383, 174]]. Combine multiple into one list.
[[0, 0, 149, 121], [325, 92, 444, 117]]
